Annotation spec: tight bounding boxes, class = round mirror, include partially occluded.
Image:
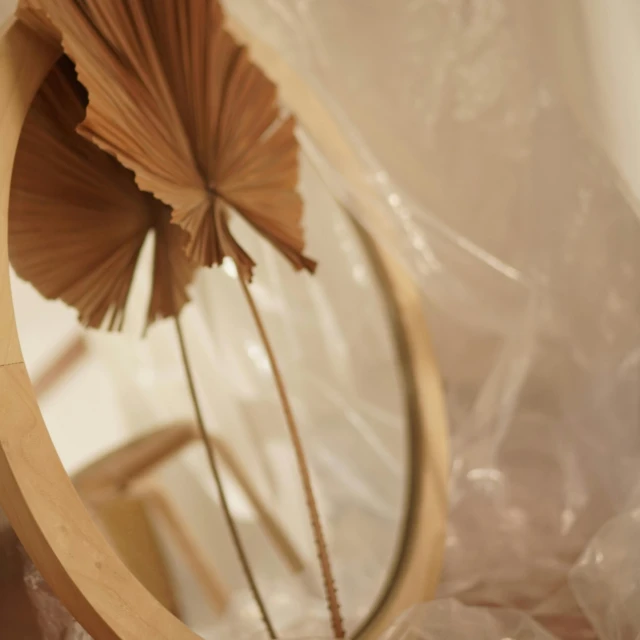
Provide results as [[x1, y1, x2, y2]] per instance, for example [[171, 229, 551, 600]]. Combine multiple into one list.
[[0, 13, 447, 640]]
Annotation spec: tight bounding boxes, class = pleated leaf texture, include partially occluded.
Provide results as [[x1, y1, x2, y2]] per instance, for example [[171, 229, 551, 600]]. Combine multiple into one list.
[[20, 0, 317, 281], [9, 56, 197, 331]]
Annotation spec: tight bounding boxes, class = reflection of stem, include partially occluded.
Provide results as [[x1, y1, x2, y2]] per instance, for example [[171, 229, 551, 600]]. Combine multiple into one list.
[[210, 435, 305, 575], [173, 315, 277, 639], [237, 274, 346, 639]]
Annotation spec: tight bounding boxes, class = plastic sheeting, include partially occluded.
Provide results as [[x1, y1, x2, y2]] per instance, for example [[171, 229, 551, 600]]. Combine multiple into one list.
[[570, 508, 640, 640], [382, 600, 557, 640], [224, 0, 640, 639]]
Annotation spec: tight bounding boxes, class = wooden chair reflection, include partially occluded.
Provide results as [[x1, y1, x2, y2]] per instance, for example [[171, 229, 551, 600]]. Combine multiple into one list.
[[34, 339, 305, 621], [73, 424, 306, 620]]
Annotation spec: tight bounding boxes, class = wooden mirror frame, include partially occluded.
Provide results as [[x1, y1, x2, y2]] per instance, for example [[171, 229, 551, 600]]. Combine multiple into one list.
[[0, 15, 449, 640]]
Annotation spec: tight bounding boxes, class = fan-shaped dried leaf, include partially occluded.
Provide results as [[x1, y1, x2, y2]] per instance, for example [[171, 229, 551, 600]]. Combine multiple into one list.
[[9, 56, 196, 331], [16, 0, 61, 47], [25, 0, 316, 279]]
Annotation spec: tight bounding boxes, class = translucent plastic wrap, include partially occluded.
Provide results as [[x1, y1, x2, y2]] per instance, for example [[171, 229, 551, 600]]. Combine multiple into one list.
[[220, 1, 640, 638], [4, 0, 640, 639], [383, 600, 557, 640], [570, 507, 640, 640]]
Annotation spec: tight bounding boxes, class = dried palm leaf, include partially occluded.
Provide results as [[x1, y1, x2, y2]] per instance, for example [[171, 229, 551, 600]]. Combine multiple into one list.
[[16, 0, 60, 46], [20, 0, 316, 280], [9, 49, 278, 634], [14, 3, 342, 636], [9, 55, 196, 331]]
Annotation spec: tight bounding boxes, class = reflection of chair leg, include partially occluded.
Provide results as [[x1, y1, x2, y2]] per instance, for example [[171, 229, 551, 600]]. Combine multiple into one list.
[[33, 335, 87, 399], [211, 436, 305, 575], [137, 486, 230, 615], [74, 423, 306, 597]]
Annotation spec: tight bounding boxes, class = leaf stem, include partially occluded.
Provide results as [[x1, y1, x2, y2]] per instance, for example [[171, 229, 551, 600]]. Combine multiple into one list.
[[173, 314, 277, 638], [237, 274, 346, 638]]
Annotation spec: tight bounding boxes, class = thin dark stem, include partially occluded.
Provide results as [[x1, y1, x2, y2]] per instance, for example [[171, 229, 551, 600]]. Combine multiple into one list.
[[237, 274, 346, 639], [173, 314, 277, 639]]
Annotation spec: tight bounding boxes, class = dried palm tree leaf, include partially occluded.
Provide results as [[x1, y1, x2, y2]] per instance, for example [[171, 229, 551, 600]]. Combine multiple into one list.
[[9, 56, 196, 331], [12, 4, 340, 635], [21, 0, 316, 279], [17, 0, 61, 46]]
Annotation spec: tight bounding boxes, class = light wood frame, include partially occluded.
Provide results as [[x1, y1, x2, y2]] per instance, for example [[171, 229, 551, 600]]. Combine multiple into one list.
[[0, 15, 449, 640]]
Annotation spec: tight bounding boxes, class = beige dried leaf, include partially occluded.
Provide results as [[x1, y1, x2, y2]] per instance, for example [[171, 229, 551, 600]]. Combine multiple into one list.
[[23, 0, 316, 280], [9, 56, 197, 331], [17, 0, 61, 46]]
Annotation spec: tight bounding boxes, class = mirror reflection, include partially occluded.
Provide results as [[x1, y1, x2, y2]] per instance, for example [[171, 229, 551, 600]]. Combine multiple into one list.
[[11, 144, 410, 638]]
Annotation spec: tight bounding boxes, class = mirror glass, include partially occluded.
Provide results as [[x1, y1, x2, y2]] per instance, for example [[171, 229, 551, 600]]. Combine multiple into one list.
[[10, 99, 411, 638]]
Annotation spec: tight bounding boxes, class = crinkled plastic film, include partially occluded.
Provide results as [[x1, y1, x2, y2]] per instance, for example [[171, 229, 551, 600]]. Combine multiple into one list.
[[224, 1, 640, 639], [382, 600, 558, 640], [570, 508, 640, 640]]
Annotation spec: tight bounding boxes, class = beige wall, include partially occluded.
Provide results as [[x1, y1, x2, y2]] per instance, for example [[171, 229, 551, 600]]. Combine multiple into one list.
[[0, 0, 15, 24]]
